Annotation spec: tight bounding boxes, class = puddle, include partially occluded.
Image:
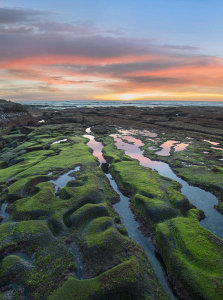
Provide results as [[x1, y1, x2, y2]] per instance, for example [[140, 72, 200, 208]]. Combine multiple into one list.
[[83, 135, 106, 165], [51, 139, 68, 145], [50, 166, 80, 193], [112, 133, 223, 239], [0, 202, 9, 223], [211, 147, 223, 151], [155, 140, 189, 156], [38, 120, 45, 123], [70, 242, 86, 280], [155, 141, 178, 156], [174, 143, 189, 152], [84, 129, 176, 300], [85, 127, 91, 134], [203, 140, 219, 146]]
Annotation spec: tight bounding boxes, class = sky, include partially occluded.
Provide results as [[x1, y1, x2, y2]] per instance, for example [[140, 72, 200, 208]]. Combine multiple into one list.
[[1, 0, 223, 101]]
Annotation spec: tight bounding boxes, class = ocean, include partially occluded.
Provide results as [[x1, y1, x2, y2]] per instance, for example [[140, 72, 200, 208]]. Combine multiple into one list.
[[17, 100, 223, 109]]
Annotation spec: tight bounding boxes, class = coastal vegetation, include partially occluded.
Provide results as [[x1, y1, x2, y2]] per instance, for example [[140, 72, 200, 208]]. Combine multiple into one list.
[[0, 100, 222, 299]]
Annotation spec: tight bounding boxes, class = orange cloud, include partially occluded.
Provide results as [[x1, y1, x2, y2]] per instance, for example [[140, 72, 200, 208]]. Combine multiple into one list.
[[1, 45, 223, 101]]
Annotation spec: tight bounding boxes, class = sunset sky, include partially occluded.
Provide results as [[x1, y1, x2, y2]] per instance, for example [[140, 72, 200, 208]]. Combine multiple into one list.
[[1, 0, 223, 101]]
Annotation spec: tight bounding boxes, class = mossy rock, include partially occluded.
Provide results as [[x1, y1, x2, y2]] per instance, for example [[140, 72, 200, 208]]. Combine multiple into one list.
[[24, 242, 75, 299], [0, 161, 8, 169], [0, 220, 52, 256], [49, 257, 168, 300], [65, 203, 109, 228], [155, 213, 223, 300], [0, 254, 33, 285], [134, 193, 178, 223]]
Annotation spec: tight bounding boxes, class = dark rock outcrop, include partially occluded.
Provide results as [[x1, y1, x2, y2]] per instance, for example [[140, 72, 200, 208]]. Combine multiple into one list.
[[0, 99, 33, 127]]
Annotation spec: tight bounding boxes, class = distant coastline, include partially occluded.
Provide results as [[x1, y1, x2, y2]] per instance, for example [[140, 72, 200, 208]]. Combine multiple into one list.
[[16, 100, 223, 109]]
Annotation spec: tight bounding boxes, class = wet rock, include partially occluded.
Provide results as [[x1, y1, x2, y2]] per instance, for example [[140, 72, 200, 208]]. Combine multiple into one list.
[[101, 162, 109, 173], [0, 99, 33, 127], [0, 161, 8, 169]]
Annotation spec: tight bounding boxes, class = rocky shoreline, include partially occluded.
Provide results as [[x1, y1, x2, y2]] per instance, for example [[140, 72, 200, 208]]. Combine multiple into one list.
[[0, 99, 223, 300]]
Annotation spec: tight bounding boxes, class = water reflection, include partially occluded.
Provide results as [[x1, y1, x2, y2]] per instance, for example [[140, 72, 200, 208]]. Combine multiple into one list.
[[83, 134, 106, 165], [156, 141, 178, 156], [112, 133, 223, 239], [155, 140, 189, 156], [84, 130, 175, 300], [52, 139, 68, 145], [85, 127, 91, 134], [203, 140, 219, 146], [50, 166, 80, 193], [174, 142, 189, 152], [211, 146, 223, 151]]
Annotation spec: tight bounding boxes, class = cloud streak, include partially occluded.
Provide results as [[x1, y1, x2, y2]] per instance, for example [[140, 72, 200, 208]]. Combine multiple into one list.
[[0, 7, 47, 24], [0, 6, 223, 101]]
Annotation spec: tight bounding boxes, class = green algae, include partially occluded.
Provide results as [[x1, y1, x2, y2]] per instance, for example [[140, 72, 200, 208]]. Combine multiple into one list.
[[155, 213, 223, 300], [49, 257, 168, 300], [0, 125, 167, 299], [102, 134, 223, 299], [0, 220, 52, 253], [175, 165, 223, 196], [0, 254, 33, 284], [143, 136, 223, 210], [24, 244, 75, 299], [103, 138, 190, 225]]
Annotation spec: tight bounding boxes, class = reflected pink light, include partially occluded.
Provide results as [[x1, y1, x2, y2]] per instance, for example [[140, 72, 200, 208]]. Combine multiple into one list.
[[121, 135, 144, 146], [84, 134, 106, 164], [203, 140, 219, 146], [211, 146, 223, 151], [156, 140, 178, 156], [174, 143, 189, 152], [112, 134, 164, 170]]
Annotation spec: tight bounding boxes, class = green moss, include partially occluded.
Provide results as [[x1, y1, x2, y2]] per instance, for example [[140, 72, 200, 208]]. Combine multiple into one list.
[[25, 245, 74, 300], [49, 257, 168, 300], [175, 165, 223, 194], [144, 140, 223, 208], [11, 182, 64, 220], [0, 255, 22, 276], [0, 125, 168, 299], [82, 217, 127, 250], [155, 214, 223, 299], [0, 150, 53, 183], [0, 220, 52, 251], [215, 202, 223, 214], [102, 137, 127, 162], [65, 203, 109, 228], [8, 141, 95, 194], [49, 276, 100, 300], [0, 254, 32, 282], [110, 160, 188, 224], [0, 161, 7, 169]]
